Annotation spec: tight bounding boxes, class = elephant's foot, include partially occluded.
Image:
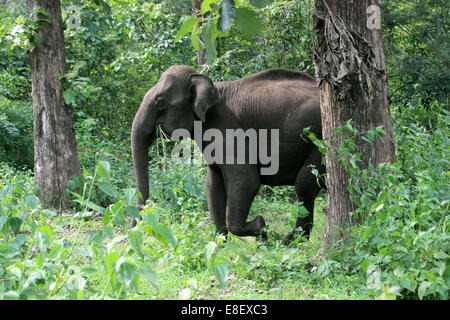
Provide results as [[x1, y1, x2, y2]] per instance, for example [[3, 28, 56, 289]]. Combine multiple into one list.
[[227, 215, 266, 237]]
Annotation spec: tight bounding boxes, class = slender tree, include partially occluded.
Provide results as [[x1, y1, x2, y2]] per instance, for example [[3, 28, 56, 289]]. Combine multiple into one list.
[[193, 0, 207, 69], [313, 0, 396, 247], [27, 0, 81, 208]]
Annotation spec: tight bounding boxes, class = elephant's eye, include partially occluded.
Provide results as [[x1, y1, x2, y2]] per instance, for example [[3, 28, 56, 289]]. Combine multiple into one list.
[[155, 97, 166, 109]]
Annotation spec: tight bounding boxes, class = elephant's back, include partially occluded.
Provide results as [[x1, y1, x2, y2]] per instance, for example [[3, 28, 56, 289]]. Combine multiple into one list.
[[215, 70, 320, 133], [239, 68, 317, 84]]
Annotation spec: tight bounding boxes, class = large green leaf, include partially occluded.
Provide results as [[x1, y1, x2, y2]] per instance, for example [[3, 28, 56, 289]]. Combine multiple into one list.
[[123, 188, 137, 206], [125, 206, 140, 219], [98, 182, 119, 199], [201, 0, 218, 14], [137, 264, 158, 289], [191, 24, 205, 51], [96, 160, 111, 178], [128, 228, 144, 259], [219, 0, 236, 33], [143, 209, 177, 248], [235, 7, 263, 37], [175, 16, 202, 42], [203, 20, 218, 64]]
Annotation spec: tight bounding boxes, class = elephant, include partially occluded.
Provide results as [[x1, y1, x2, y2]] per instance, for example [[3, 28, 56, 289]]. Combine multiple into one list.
[[131, 65, 326, 243]]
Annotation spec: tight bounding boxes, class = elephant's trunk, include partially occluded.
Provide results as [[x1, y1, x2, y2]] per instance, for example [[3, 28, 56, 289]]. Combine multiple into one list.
[[131, 100, 156, 208]]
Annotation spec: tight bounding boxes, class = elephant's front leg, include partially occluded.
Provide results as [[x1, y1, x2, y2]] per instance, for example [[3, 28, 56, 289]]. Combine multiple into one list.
[[223, 166, 266, 237], [206, 166, 227, 235]]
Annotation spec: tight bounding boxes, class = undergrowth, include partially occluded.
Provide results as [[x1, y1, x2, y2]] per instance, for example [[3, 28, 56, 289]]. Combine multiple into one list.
[[0, 101, 448, 300]]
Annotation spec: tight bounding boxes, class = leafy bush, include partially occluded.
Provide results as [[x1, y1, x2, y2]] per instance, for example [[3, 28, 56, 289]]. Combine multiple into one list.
[[0, 97, 33, 168], [0, 159, 181, 299], [351, 103, 449, 300], [74, 114, 134, 207], [308, 102, 449, 300]]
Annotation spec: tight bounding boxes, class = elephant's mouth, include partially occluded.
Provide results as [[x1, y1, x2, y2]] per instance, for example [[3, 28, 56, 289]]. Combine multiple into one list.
[[157, 125, 172, 141]]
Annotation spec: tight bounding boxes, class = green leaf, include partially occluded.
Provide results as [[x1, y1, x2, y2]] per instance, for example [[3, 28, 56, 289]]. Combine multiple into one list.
[[212, 261, 229, 289], [0, 39, 11, 50], [25, 194, 39, 208], [418, 281, 431, 300], [219, 0, 236, 33], [191, 24, 204, 51], [98, 182, 119, 199], [205, 241, 217, 266], [63, 89, 76, 106], [137, 265, 158, 289], [10, 217, 22, 235], [156, 223, 178, 249], [128, 228, 144, 259], [123, 188, 137, 206], [105, 251, 119, 276], [201, 0, 217, 14], [297, 205, 310, 218], [143, 209, 177, 248], [36, 252, 44, 268], [72, 61, 86, 73], [83, 200, 105, 213], [125, 206, 140, 219], [37, 225, 53, 250], [96, 160, 110, 178], [203, 20, 218, 64], [235, 8, 263, 36], [48, 242, 63, 259], [175, 16, 202, 42], [32, 33, 41, 45], [8, 267, 21, 280], [372, 202, 384, 212]]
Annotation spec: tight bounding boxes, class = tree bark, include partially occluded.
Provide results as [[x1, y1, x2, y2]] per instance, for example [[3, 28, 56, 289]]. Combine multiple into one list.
[[313, 0, 396, 247], [27, 0, 81, 208], [193, 0, 207, 69]]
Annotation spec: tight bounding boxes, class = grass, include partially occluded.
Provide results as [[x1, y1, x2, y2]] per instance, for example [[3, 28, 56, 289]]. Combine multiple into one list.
[[32, 187, 373, 300], [2, 103, 447, 300]]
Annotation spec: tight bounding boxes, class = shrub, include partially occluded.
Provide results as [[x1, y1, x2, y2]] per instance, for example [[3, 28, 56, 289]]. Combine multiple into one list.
[[0, 97, 33, 169]]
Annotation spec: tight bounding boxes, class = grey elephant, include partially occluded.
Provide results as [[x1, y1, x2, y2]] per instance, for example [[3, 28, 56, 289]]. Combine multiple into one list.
[[131, 65, 325, 243]]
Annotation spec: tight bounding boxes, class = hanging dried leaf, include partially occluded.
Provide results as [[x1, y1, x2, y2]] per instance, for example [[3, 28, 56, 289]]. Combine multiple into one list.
[[313, 2, 385, 104]]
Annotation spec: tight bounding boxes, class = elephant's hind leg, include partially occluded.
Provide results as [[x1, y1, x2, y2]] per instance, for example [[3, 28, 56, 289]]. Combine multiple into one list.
[[285, 148, 325, 244], [223, 166, 265, 237]]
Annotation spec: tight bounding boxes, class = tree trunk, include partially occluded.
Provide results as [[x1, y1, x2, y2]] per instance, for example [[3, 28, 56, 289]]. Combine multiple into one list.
[[27, 0, 81, 209], [313, 0, 396, 247], [193, 0, 207, 69]]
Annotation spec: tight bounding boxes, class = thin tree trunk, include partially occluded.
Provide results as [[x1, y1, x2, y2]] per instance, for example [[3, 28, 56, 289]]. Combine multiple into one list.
[[193, 0, 207, 69], [313, 0, 396, 247], [27, 0, 81, 209]]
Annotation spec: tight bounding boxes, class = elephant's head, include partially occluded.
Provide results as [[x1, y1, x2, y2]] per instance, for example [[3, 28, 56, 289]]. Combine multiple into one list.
[[131, 65, 219, 207]]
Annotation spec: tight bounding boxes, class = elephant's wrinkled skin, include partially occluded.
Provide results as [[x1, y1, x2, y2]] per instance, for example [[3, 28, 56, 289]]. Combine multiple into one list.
[[131, 65, 325, 242]]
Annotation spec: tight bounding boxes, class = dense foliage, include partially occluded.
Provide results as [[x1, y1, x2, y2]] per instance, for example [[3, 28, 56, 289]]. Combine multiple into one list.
[[0, 0, 448, 299]]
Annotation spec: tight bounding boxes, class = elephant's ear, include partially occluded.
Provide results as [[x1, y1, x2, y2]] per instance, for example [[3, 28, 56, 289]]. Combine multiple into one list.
[[190, 74, 219, 122]]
